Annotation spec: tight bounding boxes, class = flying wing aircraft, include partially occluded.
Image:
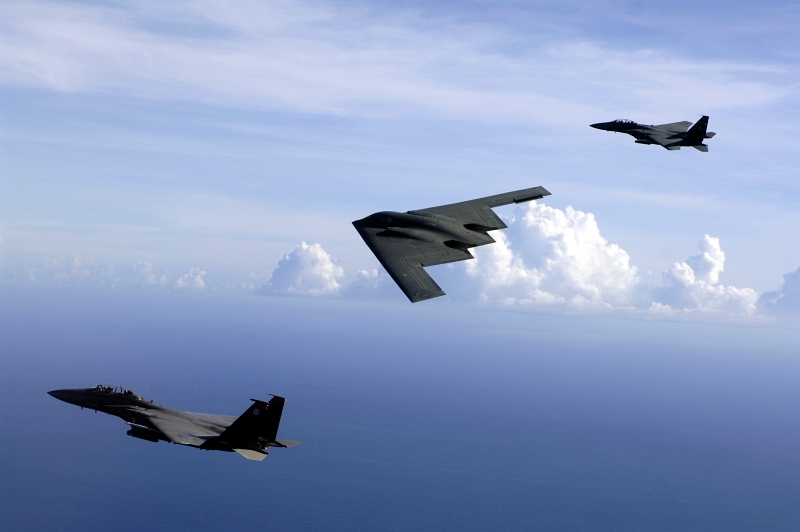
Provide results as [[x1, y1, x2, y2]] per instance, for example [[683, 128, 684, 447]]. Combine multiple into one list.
[[590, 116, 715, 151], [352, 186, 551, 303], [48, 385, 300, 461]]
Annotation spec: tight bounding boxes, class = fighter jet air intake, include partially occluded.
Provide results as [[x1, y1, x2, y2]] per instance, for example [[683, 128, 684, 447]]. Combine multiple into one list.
[[590, 116, 715, 151], [48, 385, 300, 461], [353, 186, 551, 303]]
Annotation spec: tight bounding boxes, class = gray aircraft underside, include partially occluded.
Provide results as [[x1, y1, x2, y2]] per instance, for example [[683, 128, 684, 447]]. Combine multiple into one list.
[[48, 385, 300, 461], [590, 116, 715, 151], [353, 186, 551, 303]]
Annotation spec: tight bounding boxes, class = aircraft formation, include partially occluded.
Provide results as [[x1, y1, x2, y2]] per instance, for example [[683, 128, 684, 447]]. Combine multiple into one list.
[[52, 114, 714, 458]]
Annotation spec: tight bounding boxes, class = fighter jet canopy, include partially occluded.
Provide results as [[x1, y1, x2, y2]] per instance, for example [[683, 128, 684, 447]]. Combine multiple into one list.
[[92, 384, 142, 399]]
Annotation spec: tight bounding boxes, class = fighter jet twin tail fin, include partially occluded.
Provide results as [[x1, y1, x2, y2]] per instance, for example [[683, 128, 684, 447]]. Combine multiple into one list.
[[216, 395, 300, 460]]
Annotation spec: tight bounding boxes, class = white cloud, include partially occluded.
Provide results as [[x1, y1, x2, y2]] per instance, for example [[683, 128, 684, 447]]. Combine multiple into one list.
[[259, 241, 343, 295], [332, 204, 761, 316], [341, 268, 400, 300], [16, 254, 119, 286], [759, 265, 800, 315], [652, 235, 758, 314], [442, 202, 642, 308], [173, 267, 206, 290], [0, 0, 790, 124], [133, 260, 169, 286]]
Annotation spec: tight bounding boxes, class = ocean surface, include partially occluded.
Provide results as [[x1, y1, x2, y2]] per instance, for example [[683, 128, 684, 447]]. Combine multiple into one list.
[[1, 286, 798, 531]]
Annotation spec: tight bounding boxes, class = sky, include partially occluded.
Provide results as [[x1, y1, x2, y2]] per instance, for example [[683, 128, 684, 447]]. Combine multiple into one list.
[[1, 0, 799, 315], [1, 1, 800, 530]]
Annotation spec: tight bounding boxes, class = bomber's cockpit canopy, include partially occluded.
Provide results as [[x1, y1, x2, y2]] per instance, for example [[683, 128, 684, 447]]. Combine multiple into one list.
[[92, 384, 143, 400]]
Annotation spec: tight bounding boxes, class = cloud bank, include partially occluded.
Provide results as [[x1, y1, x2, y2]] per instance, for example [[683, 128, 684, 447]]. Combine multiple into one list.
[[260, 203, 768, 317], [173, 268, 207, 291]]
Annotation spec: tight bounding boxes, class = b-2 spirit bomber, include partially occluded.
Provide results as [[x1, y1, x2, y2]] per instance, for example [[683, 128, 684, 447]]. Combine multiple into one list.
[[48, 385, 300, 461], [353, 186, 551, 303], [591, 115, 715, 151]]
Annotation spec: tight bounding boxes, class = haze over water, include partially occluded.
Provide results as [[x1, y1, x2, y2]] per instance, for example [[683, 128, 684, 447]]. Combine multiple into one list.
[[2, 287, 798, 531]]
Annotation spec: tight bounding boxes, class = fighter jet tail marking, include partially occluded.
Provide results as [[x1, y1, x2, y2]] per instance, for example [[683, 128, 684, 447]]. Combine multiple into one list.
[[219, 395, 285, 448]]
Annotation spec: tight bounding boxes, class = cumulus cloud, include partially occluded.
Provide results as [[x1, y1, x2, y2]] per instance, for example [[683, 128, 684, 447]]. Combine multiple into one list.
[[448, 203, 642, 308], [651, 235, 758, 314], [133, 261, 169, 286], [759, 265, 800, 315], [326, 203, 760, 316], [18, 254, 119, 286], [173, 268, 207, 290], [341, 268, 399, 300], [259, 241, 343, 295]]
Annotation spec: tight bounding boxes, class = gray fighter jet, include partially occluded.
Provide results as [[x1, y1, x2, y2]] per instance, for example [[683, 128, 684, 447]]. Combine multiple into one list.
[[590, 116, 715, 151], [352, 186, 551, 303], [48, 385, 300, 461]]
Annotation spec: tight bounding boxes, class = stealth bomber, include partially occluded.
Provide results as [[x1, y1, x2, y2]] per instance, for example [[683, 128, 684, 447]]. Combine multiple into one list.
[[591, 116, 715, 151], [353, 186, 550, 303], [48, 385, 300, 461]]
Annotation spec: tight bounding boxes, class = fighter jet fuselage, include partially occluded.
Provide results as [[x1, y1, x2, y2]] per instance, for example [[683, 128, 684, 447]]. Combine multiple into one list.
[[49, 385, 300, 461], [590, 116, 715, 151]]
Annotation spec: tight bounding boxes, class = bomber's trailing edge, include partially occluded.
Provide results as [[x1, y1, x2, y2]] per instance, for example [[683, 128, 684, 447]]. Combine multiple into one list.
[[48, 385, 300, 461], [353, 186, 551, 303], [591, 116, 715, 151]]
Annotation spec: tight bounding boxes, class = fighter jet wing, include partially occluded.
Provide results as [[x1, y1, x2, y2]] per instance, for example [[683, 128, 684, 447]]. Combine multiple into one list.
[[643, 121, 693, 150], [147, 412, 222, 447], [653, 121, 693, 132], [641, 128, 685, 150], [409, 186, 551, 231], [354, 225, 473, 302]]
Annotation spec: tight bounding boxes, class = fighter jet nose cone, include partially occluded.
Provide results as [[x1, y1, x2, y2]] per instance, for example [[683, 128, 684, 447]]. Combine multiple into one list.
[[48, 389, 69, 401], [590, 123, 602, 129]]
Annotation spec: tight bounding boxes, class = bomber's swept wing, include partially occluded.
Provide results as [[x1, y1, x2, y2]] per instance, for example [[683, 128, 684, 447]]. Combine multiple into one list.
[[147, 412, 222, 446], [354, 231, 470, 302], [409, 186, 550, 230], [354, 186, 550, 303]]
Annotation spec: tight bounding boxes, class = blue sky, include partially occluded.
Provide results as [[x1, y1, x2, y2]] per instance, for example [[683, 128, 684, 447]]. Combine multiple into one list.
[[2, 3, 800, 529], [2, 286, 799, 530], [1, 0, 799, 312]]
